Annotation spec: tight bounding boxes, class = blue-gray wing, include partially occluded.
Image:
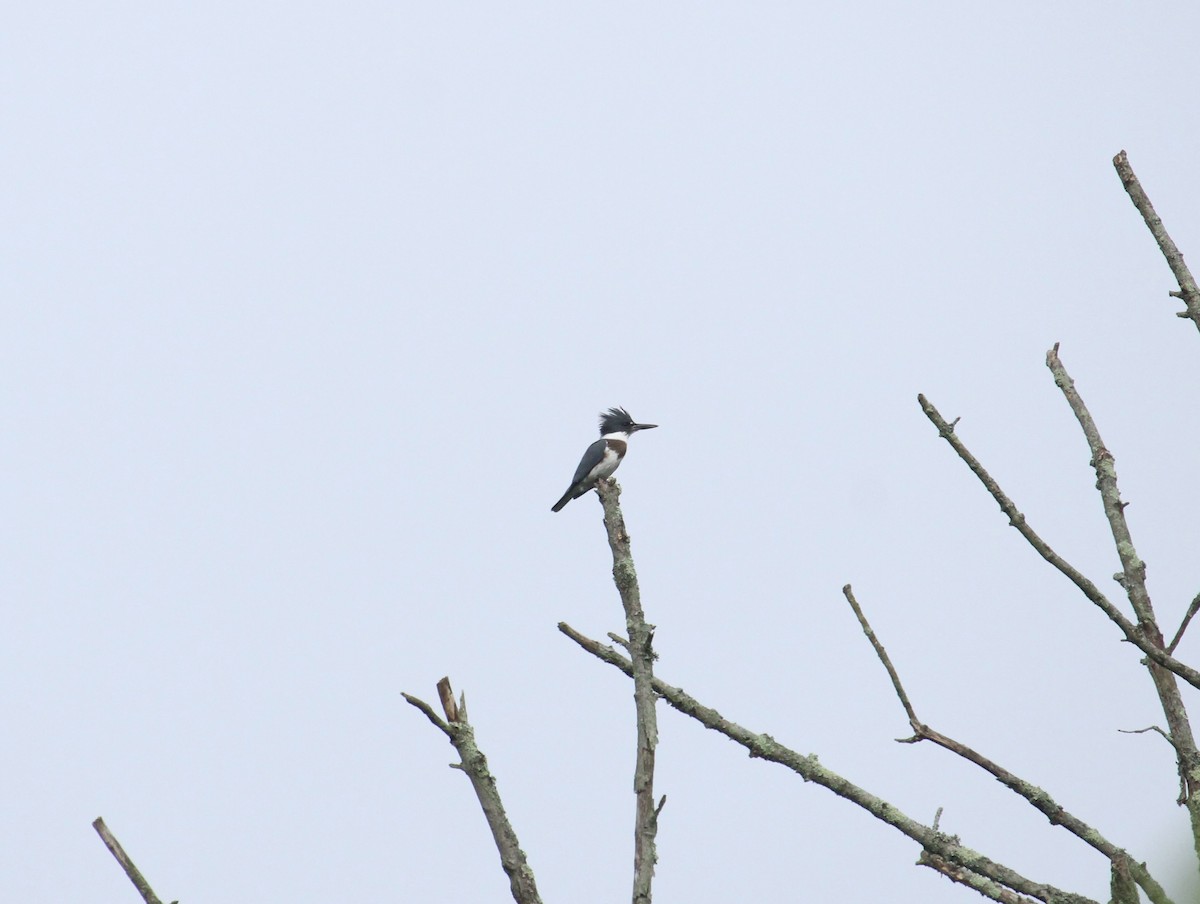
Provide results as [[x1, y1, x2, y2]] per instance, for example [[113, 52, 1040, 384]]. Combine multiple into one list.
[[570, 439, 608, 485]]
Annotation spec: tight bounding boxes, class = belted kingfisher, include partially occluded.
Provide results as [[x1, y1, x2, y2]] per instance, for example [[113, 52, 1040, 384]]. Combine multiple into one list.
[[551, 407, 657, 512]]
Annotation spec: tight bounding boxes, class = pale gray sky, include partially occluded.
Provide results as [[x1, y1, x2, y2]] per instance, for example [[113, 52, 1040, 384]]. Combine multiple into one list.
[[4, 3, 1200, 902]]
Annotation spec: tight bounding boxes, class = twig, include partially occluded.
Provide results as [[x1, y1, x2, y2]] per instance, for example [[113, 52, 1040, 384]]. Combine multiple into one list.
[[843, 585, 919, 731], [401, 691, 450, 736], [1118, 726, 1186, 804], [608, 632, 631, 650], [558, 622, 1098, 904], [1045, 346, 1200, 848], [596, 478, 660, 904], [1118, 725, 1177, 750], [917, 394, 1200, 692], [844, 586, 1173, 904], [402, 681, 542, 904], [1168, 592, 1200, 655], [1112, 150, 1200, 332], [91, 818, 171, 904]]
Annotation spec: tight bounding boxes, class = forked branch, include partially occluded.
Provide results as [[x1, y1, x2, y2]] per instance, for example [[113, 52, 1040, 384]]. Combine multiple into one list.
[[843, 585, 1173, 904], [559, 622, 1098, 904], [917, 394, 1200, 691], [1043, 346, 1200, 858], [595, 478, 661, 904], [403, 679, 542, 904]]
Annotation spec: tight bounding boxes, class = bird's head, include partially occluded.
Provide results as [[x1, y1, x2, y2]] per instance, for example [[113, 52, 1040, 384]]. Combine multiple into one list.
[[599, 406, 657, 437]]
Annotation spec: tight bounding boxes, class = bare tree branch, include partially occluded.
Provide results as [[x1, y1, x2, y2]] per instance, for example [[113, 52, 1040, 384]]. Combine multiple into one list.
[[1118, 727, 1187, 804], [403, 681, 542, 904], [842, 584, 919, 731], [917, 850, 1041, 904], [1112, 150, 1200, 332], [91, 817, 172, 904], [402, 690, 451, 737], [1110, 855, 1140, 904], [1044, 345, 1157, 630], [1168, 592, 1200, 655], [595, 478, 660, 904], [844, 585, 1174, 904], [1118, 725, 1178, 750], [558, 622, 1098, 904], [917, 393, 1200, 691], [1045, 345, 1200, 859]]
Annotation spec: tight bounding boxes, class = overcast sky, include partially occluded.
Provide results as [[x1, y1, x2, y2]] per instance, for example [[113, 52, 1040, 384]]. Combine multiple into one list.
[[5, 3, 1200, 902]]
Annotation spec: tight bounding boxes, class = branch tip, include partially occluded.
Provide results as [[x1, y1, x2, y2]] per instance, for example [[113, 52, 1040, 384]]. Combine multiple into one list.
[[92, 817, 167, 904], [1167, 591, 1200, 654], [402, 691, 451, 735], [436, 676, 459, 723]]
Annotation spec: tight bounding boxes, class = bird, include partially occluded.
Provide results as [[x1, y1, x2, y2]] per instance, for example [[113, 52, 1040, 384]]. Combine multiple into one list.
[[551, 407, 657, 512]]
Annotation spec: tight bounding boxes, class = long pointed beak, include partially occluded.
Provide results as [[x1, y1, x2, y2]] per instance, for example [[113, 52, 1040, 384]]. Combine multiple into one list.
[[631, 422, 658, 431]]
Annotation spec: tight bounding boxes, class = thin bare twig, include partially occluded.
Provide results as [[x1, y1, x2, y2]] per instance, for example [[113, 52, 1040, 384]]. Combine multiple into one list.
[[1045, 346, 1200, 854], [842, 585, 919, 731], [1168, 592, 1200, 655], [91, 818, 171, 904], [1118, 725, 1177, 749], [403, 681, 542, 904], [843, 585, 1173, 904], [401, 691, 451, 736], [559, 622, 1098, 904], [1119, 726, 1187, 804], [917, 394, 1200, 692], [1112, 150, 1200, 332], [596, 478, 660, 904]]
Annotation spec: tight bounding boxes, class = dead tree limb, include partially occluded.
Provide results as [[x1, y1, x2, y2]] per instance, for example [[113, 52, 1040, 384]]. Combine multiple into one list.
[[596, 478, 660, 904], [843, 585, 1173, 904], [1045, 345, 1200, 859], [91, 817, 172, 904], [1112, 150, 1200, 332], [558, 622, 1098, 904], [402, 679, 542, 904], [917, 394, 1200, 691], [917, 850, 1041, 904]]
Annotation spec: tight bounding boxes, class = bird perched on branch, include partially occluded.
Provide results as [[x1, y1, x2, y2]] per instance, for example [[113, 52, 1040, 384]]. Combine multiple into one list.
[[551, 407, 657, 512]]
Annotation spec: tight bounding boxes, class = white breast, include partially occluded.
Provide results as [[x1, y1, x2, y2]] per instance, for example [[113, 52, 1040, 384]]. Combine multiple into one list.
[[589, 444, 622, 481]]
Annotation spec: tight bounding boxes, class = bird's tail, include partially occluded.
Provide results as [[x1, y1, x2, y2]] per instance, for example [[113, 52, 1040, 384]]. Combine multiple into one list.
[[551, 489, 574, 512]]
